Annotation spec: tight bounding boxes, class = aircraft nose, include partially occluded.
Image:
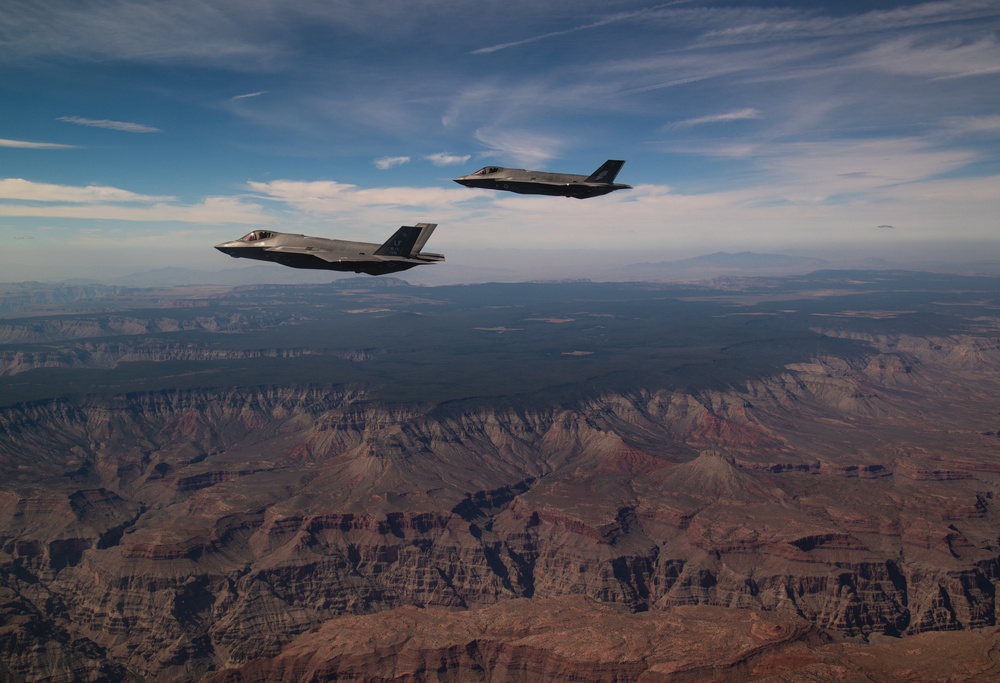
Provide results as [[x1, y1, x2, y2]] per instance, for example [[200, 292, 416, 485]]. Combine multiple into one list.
[[453, 177, 471, 187]]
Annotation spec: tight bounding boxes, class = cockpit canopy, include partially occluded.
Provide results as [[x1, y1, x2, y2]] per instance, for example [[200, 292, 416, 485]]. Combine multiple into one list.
[[472, 166, 502, 176], [238, 230, 275, 242]]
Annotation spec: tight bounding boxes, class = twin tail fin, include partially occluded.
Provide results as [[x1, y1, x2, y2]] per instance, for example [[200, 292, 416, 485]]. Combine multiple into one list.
[[374, 223, 437, 257], [585, 160, 625, 184]]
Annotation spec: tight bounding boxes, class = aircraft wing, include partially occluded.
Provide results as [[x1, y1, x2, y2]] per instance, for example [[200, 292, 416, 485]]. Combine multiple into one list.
[[268, 245, 432, 264], [268, 246, 413, 264]]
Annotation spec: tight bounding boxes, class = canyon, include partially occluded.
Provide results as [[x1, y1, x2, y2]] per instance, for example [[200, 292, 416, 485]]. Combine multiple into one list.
[[1, 275, 999, 681]]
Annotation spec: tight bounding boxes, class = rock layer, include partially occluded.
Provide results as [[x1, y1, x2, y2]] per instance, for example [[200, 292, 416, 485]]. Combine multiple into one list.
[[0, 333, 999, 680]]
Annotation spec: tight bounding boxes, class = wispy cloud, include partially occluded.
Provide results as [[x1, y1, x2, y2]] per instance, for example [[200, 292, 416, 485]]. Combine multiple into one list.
[[942, 115, 1000, 135], [248, 179, 468, 212], [671, 108, 763, 128], [425, 153, 471, 166], [471, 1, 693, 54], [229, 91, 267, 101], [473, 128, 562, 167], [243, 178, 472, 236], [0, 196, 266, 224], [374, 156, 411, 170], [856, 35, 1000, 80], [699, 0, 1000, 45], [602, 41, 816, 97], [0, 138, 76, 149], [472, 17, 618, 55], [620, 74, 717, 95], [57, 116, 159, 133], [750, 137, 978, 202], [0, 0, 285, 69], [0, 179, 263, 224], [0, 178, 172, 203]]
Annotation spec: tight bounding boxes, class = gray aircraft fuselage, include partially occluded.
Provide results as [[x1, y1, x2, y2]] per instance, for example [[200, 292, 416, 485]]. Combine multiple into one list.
[[214, 223, 444, 276], [453, 159, 631, 199]]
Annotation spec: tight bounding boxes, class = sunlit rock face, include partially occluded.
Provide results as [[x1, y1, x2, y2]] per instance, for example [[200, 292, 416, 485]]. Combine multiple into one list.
[[1, 332, 1000, 681]]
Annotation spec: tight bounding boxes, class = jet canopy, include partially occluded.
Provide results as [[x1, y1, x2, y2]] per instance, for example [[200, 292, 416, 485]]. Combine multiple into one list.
[[472, 166, 502, 176], [238, 230, 275, 242]]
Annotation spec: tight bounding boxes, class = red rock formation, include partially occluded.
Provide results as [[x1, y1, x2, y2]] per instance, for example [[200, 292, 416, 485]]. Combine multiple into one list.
[[0, 334, 999, 680]]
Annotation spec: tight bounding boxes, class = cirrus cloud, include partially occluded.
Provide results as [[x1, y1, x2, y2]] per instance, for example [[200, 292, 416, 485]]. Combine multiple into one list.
[[671, 108, 763, 129], [374, 155, 411, 169], [57, 116, 160, 133], [247, 179, 469, 212], [472, 128, 562, 167], [0, 179, 265, 224], [0, 138, 76, 149], [0, 178, 172, 203], [425, 153, 471, 166]]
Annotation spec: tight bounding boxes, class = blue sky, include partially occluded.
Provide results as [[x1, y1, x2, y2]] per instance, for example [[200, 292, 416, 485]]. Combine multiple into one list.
[[2, 0, 999, 282]]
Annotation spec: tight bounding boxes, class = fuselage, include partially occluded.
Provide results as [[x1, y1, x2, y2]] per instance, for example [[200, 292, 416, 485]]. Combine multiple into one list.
[[215, 231, 374, 260], [453, 165, 631, 199], [214, 230, 443, 275]]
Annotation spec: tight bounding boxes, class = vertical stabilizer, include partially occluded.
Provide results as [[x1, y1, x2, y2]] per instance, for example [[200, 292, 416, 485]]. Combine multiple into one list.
[[374, 225, 437, 257], [585, 160, 625, 184], [374, 226, 422, 257], [410, 223, 438, 254]]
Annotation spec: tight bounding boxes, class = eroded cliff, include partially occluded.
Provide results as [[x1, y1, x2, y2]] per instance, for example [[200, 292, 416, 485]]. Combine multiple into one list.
[[1, 333, 999, 681]]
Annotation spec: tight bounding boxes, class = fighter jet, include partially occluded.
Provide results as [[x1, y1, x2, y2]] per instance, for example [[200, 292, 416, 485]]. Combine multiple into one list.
[[214, 223, 444, 276], [453, 159, 631, 199]]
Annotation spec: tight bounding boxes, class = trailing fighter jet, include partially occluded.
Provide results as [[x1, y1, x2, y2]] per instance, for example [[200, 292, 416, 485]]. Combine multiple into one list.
[[453, 159, 631, 199], [214, 223, 444, 276]]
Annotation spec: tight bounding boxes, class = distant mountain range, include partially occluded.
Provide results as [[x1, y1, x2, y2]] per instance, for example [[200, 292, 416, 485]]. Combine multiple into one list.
[[634, 251, 830, 270], [5, 252, 1000, 290], [47, 252, 839, 288], [624, 252, 1000, 281]]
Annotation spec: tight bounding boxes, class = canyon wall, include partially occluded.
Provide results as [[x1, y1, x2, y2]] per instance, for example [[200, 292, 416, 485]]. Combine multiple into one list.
[[1, 334, 999, 681]]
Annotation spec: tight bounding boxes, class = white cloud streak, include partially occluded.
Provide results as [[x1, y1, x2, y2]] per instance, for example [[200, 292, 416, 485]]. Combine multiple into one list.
[[0, 138, 76, 149], [857, 35, 1000, 80], [0, 179, 264, 224], [0, 178, 173, 203], [942, 115, 1000, 135], [229, 91, 267, 101], [471, 1, 694, 54], [243, 178, 476, 239], [472, 128, 562, 167], [57, 116, 160, 133], [0, 0, 286, 69], [676, 136, 979, 203], [425, 153, 471, 166], [671, 108, 763, 128], [698, 0, 1000, 46], [0, 197, 267, 224], [374, 156, 411, 169], [248, 179, 468, 212]]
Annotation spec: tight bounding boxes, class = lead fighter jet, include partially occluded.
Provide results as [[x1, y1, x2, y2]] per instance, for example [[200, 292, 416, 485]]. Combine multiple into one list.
[[215, 223, 444, 276], [453, 159, 631, 199]]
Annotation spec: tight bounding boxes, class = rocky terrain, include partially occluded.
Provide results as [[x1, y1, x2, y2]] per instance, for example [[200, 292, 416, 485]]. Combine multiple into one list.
[[0, 330, 1000, 680], [0, 326, 998, 680]]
